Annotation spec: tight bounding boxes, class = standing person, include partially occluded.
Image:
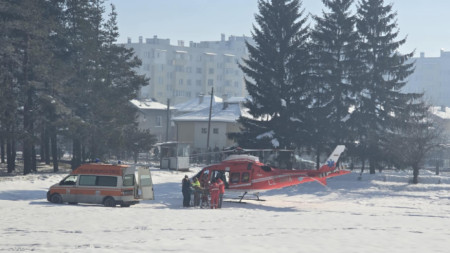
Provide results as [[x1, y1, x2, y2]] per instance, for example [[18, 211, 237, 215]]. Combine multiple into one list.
[[216, 177, 225, 208], [181, 175, 191, 207], [200, 174, 210, 208], [191, 177, 201, 207], [209, 179, 220, 209]]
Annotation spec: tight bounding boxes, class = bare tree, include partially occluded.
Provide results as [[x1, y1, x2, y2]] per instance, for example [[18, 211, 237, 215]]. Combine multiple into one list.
[[382, 108, 443, 184]]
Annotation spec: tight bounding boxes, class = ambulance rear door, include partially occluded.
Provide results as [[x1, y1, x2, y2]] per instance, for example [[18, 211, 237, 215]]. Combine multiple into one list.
[[136, 166, 154, 200]]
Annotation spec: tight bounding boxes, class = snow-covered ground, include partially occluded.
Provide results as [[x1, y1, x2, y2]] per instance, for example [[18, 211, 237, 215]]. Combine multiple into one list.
[[1, 165, 449, 253]]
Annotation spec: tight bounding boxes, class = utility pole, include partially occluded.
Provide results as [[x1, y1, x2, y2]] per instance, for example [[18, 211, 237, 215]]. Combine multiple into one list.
[[165, 99, 170, 142], [206, 87, 213, 150]]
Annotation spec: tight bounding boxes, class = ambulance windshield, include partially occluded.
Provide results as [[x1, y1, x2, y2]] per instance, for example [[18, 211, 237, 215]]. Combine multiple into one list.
[[60, 175, 78, 185]]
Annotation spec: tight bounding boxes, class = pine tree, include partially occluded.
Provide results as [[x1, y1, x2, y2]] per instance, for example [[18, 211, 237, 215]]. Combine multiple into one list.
[[352, 0, 420, 174], [230, 0, 310, 150], [61, 1, 150, 166], [61, 0, 105, 168], [309, 0, 360, 166], [0, 0, 21, 172], [0, 0, 62, 174]]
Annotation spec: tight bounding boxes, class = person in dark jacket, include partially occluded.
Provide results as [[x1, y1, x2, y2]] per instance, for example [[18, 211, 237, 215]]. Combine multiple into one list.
[[182, 175, 191, 207]]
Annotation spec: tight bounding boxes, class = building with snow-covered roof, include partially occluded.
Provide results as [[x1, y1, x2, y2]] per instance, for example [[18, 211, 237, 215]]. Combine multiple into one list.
[[123, 34, 251, 105], [427, 106, 450, 170], [130, 99, 176, 142], [173, 94, 223, 115], [173, 99, 248, 151]]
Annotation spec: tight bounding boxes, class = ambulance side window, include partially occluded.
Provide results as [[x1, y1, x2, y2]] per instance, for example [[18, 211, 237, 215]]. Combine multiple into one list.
[[97, 176, 118, 187], [79, 175, 96, 186], [123, 174, 135, 186]]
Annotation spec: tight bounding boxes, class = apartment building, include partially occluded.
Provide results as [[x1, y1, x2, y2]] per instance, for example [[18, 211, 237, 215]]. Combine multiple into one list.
[[123, 34, 250, 105], [405, 50, 450, 107]]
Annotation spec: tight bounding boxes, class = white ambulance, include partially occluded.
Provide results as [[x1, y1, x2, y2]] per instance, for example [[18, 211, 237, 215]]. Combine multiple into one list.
[[47, 163, 154, 207]]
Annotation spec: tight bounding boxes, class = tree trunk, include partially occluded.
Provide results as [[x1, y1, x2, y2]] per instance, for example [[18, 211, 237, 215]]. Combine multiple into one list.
[[0, 137, 5, 163], [40, 128, 45, 162], [412, 165, 419, 184], [43, 127, 51, 165], [72, 138, 82, 170], [360, 159, 365, 176], [369, 158, 376, 174], [23, 93, 34, 175], [6, 127, 16, 173], [435, 159, 440, 175], [22, 35, 36, 175], [315, 146, 320, 170], [50, 131, 58, 172], [32, 145, 37, 172]]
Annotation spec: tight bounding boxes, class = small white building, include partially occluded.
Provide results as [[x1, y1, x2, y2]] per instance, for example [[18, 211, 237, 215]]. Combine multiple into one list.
[[173, 97, 248, 152]]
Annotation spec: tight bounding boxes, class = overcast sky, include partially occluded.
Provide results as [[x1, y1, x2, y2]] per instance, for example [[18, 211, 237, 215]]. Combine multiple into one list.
[[106, 0, 450, 57]]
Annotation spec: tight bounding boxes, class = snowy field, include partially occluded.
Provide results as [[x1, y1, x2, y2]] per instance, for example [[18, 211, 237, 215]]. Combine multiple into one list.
[[1, 165, 449, 253]]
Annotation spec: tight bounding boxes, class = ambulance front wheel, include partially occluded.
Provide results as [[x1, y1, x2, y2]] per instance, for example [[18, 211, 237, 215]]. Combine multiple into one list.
[[103, 197, 116, 207], [50, 193, 63, 204]]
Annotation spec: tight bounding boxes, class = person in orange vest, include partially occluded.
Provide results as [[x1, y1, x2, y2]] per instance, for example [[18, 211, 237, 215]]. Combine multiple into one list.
[[209, 179, 220, 209], [216, 177, 225, 208]]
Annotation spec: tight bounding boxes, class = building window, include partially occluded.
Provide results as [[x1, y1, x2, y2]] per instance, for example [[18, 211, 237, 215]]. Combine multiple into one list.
[[156, 116, 162, 127], [196, 68, 202, 74], [208, 79, 214, 86], [209, 68, 214, 74], [213, 128, 219, 134], [201, 128, 207, 134], [196, 80, 202, 86]]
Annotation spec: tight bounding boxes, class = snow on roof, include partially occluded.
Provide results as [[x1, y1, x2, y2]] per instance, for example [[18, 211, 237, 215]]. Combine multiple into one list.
[[173, 96, 223, 113], [130, 99, 173, 110], [173, 102, 246, 123], [430, 106, 450, 119], [226, 96, 246, 103]]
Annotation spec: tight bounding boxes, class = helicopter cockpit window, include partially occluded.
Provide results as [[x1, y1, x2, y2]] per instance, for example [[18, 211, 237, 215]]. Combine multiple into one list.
[[241, 172, 250, 183], [261, 166, 272, 172], [230, 172, 240, 184]]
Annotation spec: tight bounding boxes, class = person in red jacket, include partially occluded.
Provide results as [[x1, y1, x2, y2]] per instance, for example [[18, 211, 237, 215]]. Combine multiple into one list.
[[209, 179, 220, 209], [216, 177, 225, 208]]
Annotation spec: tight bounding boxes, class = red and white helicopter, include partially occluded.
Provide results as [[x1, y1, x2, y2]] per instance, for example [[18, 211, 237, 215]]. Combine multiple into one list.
[[193, 145, 349, 201]]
